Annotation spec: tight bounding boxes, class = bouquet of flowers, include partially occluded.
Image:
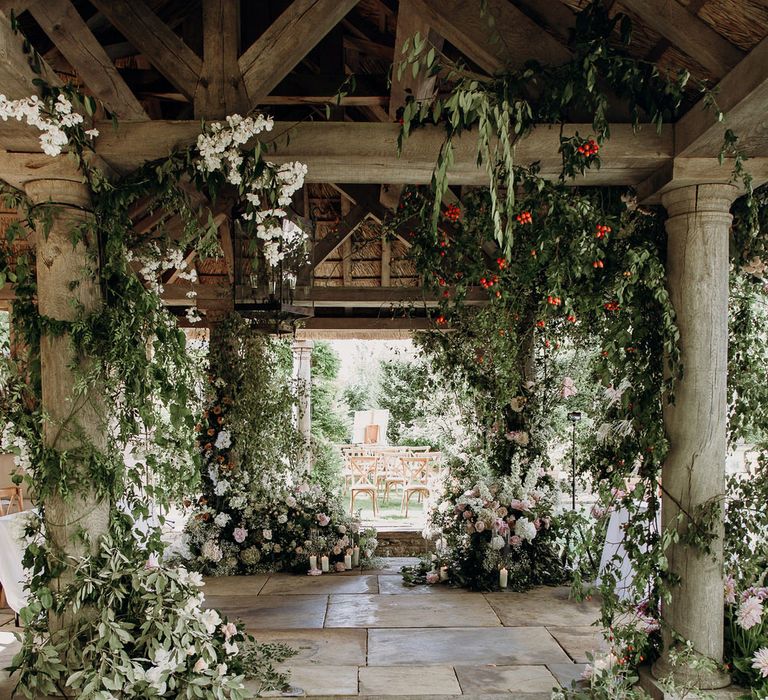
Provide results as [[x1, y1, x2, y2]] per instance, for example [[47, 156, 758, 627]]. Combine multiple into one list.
[[725, 576, 768, 694], [423, 453, 565, 590]]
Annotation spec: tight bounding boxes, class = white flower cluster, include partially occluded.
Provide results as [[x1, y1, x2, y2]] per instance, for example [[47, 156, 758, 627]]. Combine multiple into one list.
[[194, 114, 308, 267], [0, 93, 97, 156], [0, 424, 32, 473]]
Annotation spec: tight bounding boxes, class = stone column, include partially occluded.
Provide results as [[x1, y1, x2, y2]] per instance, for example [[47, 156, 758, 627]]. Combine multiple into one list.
[[25, 179, 110, 571], [292, 339, 313, 473], [652, 183, 737, 688]]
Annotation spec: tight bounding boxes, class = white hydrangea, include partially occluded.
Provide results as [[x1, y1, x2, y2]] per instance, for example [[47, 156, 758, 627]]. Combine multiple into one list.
[[213, 479, 229, 496], [214, 430, 231, 450], [515, 517, 537, 542], [214, 512, 231, 528]]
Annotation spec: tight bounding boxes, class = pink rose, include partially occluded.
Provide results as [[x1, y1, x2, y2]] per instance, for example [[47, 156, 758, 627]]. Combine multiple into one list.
[[509, 498, 524, 511], [465, 523, 475, 534], [542, 517, 551, 529], [497, 507, 508, 518], [220, 622, 237, 640], [308, 568, 322, 576], [317, 513, 330, 526], [534, 518, 542, 530], [233, 527, 247, 543], [334, 562, 346, 572], [475, 521, 486, 533], [510, 535, 522, 547], [462, 510, 473, 520], [426, 571, 439, 584]]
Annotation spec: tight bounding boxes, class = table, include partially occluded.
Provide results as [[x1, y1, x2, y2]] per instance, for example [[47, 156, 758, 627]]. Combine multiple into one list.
[[0, 510, 35, 614]]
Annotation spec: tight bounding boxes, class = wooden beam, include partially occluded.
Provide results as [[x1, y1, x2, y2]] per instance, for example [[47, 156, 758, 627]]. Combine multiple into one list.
[[617, 0, 743, 81], [163, 250, 196, 284], [258, 94, 388, 106], [28, 0, 148, 120], [195, 0, 247, 118], [90, 0, 202, 101], [313, 199, 370, 268], [381, 234, 391, 285], [293, 285, 486, 306], [296, 316, 431, 339], [675, 36, 768, 158], [239, 0, 360, 106], [3, 121, 675, 186], [412, 0, 570, 74], [510, 0, 574, 45], [161, 282, 232, 305], [343, 35, 393, 61]]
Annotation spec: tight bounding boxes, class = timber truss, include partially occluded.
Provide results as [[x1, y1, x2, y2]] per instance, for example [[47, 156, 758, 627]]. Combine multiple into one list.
[[0, 0, 766, 337]]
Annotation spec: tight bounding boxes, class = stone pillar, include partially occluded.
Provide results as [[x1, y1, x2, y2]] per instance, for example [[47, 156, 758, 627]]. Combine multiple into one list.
[[652, 183, 737, 688], [292, 339, 313, 473], [25, 179, 110, 570]]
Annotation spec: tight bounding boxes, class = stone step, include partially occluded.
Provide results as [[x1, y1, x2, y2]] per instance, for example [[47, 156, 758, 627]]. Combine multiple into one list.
[[375, 530, 434, 557]]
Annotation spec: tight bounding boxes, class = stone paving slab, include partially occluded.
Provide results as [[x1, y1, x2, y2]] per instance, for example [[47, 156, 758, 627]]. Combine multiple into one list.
[[203, 575, 269, 596], [547, 626, 606, 663], [547, 662, 588, 689], [367, 628, 570, 666], [364, 558, 421, 575], [248, 629, 368, 665], [454, 665, 558, 695], [326, 594, 501, 628], [359, 666, 461, 696], [205, 594, 328, 629], [484, 586, 600, 627], [377, 578, 469, 595], [261, 574, 379, 596], [279, 665, 359, 696]]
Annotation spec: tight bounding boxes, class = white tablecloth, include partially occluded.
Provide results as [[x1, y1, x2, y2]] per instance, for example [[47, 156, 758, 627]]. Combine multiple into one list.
[[0, 510, 35, 614], [597, 505, 661, 600]]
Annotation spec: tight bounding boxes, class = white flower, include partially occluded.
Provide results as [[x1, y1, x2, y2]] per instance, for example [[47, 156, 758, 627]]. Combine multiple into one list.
[[277, 514, 288, 524], [201, 540, 223, 562], [214, 430, 231, 450], [263, 528, 272, 540], [514, 517, 537, 542], [177, 567, 204, 588], [84, 128, 99, 138], [224, 641, 238, 655], [490, 535, 505, 550], [214, 512, 231, 528], [193, 658, 209, 673], [216, 663, 228, 677], [214, 479, 230, 496], [221, 622, 237, 640], [199, 608, 222, 634]]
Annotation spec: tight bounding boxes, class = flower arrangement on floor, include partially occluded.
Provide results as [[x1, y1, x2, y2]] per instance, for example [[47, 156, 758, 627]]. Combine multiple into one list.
[[725, 578, 768, 693], [186, 480, 378, 575], [407, 451, 565, 591], [183, 315, 378, 576]]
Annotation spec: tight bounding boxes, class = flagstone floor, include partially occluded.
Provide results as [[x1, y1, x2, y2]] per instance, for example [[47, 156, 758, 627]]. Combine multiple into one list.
[[205, 557, 605, 699]]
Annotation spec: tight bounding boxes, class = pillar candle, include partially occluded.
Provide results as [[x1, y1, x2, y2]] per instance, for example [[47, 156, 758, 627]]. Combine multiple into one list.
[[499, 567, 508, 589], [439, 566, 449, 582], [321, 555, 329, 572], [344, 553, 353, 570], [352, 546, 360, 566], [309, 555, 317, 570]]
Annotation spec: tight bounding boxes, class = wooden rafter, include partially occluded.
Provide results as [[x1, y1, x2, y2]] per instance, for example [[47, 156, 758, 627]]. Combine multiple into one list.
[[238, 0, 360, 106], [195, 0, 247, 118], [618, 0, 744, 80], [90, 0, 202, 102], [675, 35, 768, 158], [27, 0, 148, 120], [313, 199, 371, 269], [412, 0, 570, 74]]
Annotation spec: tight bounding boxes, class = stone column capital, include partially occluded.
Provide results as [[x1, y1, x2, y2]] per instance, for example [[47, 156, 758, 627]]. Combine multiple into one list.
[[292, 339, 315, 353], [661, 183, 739, 220], [24, 178, 92, 209]]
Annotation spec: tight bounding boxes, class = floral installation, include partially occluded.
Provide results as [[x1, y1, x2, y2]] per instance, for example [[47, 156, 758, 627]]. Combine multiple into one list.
[[724, 576, 768, 695], [415, 451, 565, 591], [182, 315, 378, 576]]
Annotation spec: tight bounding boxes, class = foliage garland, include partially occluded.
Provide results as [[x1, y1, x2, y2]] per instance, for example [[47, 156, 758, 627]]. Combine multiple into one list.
[[0, 78, 306, 697], [391, 0, 767, 690]]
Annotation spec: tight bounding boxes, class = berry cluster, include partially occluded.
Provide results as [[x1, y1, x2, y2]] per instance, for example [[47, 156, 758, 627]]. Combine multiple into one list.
[[516, 211, 533, 225], [444, 204, 461, 223], [435, 314, 447, 326], [480, 274, 499, 289], [593, 259, 605, 269], [595, 224, 611, 239], [604, 301, 620, 312], [546, 295, 562, 306], [577, 139, 599, 157], [496, 257, 508, 269], [566, 314, 577, 323]]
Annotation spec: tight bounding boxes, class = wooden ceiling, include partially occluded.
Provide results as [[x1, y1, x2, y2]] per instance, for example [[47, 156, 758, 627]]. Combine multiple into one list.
[[0, 0, 767, 332]]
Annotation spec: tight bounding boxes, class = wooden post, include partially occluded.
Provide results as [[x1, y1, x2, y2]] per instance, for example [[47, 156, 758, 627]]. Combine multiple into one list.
[[292, 339, 313, 474], [652, 183, 737, 689], [24, 179, 110, 575]]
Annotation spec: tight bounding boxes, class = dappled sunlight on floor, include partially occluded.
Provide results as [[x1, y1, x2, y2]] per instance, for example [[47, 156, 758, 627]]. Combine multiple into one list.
[[204, 558, 602, 698]]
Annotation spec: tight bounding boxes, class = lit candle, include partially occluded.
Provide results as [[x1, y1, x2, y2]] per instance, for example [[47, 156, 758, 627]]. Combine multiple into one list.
[[352, 546, 360, 567], [344, 553, 353, 570], [499, 567, 508, 589], [309, 555, 317, 570], [321, 555, 329, 572], [439, 566, 449, 582]]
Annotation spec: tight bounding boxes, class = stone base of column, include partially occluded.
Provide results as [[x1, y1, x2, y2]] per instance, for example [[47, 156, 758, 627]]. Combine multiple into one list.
[[643, 663, 735, 696], [650, 652, 730, 691]]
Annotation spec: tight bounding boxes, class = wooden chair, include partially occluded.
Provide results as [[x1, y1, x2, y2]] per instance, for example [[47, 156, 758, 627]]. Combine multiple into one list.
[[400, 455, 440, 517], [380, 450, 407, 502], [0, 486, 23, 516], [348, 455, 379, 516]]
